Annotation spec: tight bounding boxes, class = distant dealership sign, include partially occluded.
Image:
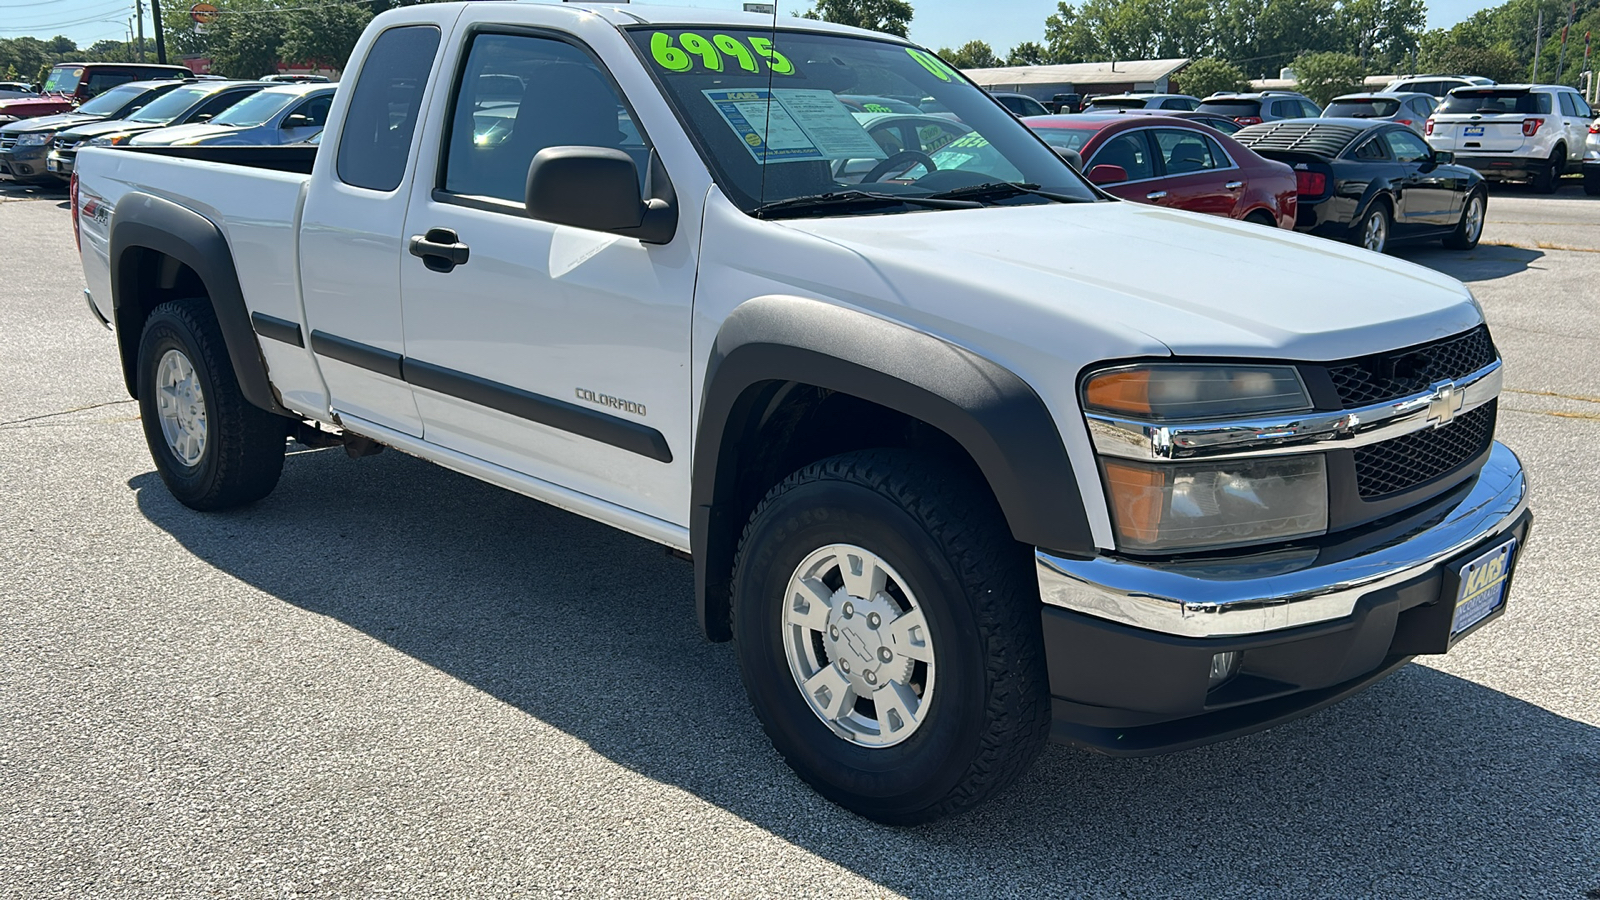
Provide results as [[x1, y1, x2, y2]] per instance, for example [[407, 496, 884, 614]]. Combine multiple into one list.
[[189, 2, 218, 24]]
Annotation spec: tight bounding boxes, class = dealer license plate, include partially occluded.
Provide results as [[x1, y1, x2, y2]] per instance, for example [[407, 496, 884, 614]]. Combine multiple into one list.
[[1452, 539, 1516, 636], [1464, 125, 1486, 136], [46, 158, 58, 172]]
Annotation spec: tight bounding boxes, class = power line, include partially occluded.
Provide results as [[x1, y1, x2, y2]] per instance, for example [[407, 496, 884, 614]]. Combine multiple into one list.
[[0, 14, 130, 34]]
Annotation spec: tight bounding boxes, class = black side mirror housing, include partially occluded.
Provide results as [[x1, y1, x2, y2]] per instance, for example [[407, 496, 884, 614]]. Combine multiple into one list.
[[1432, 149, 1454, 166], [525, 146, 676, 244]]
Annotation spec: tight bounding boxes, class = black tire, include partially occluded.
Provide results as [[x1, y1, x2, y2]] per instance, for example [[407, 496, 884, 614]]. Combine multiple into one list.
[[1532, 148, 1563, 194], [1349, 200, 1391, 254], [731, 449, 1051, 824], [1243, 210, 1278, 228], [1443, 189, 1486, 250], [136, 298, 286, 510]]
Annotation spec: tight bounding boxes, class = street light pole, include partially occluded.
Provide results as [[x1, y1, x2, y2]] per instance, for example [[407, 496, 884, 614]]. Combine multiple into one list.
[[135, 0, 146, 61]]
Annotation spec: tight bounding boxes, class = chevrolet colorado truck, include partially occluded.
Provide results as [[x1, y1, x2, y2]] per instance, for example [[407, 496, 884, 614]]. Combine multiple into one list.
[[72, 4, 1532, 824]]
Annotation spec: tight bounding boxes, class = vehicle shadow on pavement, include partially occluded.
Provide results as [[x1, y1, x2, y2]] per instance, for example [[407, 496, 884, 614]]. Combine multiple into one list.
[[1398, 244, 1545, 283], [130, 448, 1600, 899]]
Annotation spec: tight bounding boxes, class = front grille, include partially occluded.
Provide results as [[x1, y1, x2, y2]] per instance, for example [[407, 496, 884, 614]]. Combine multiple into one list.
[[51, 137, 73, 151], [0, 136, 15, 150], [1354, 402, 1496, 498], [1328, 326, 1497, 408]]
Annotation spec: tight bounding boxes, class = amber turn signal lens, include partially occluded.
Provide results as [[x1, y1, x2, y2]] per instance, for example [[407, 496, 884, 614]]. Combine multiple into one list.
[[1102, 460, 1166, 545], [1084, 370, 1151, 415]]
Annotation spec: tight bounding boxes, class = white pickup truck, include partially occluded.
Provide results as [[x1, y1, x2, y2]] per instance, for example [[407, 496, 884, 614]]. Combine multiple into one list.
[[72, 4, 1531, 824]]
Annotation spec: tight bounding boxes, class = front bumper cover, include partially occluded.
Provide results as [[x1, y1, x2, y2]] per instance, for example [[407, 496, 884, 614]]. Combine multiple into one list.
[[1036, 441, 1530, 754]]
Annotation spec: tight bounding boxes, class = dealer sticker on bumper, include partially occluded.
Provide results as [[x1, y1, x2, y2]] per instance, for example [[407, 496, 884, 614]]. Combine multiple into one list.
[[1453, 539, 1516, 636]]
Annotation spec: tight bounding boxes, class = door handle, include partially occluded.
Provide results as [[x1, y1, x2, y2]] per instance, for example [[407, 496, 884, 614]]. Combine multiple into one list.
[[408, 227, 470, 273], [1146, 191, 1168, 200], [1225, 181, 1244, 190]]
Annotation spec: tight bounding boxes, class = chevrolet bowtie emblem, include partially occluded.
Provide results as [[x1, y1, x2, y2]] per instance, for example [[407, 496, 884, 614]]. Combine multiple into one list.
[[1426, 381, 1463, 428]]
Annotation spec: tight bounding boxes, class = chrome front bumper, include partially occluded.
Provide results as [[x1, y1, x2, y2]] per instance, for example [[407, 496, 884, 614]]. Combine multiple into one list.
[[1036, 442, 1528, 638]]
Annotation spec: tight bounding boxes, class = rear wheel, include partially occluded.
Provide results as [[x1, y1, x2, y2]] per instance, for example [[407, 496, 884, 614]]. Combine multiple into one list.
[[731, 450, 1050, 824], [136, 299, 287, 510], [1532, 147, 1564, 193], [1443, 190, 1486, 250], [1243, 210, 1278, 228], [1351, 202, 1390, 253]]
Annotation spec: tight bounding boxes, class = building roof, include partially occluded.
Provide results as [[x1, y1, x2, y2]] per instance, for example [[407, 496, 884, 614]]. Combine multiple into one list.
[[963, 59, 1190, 88]]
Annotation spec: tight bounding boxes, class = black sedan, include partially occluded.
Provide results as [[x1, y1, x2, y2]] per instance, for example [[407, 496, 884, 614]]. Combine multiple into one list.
[[1232, 118, 1485, 254]]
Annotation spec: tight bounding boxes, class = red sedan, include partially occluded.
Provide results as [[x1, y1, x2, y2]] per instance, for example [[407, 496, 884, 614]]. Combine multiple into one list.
[[1023, 114, 1298, 228]]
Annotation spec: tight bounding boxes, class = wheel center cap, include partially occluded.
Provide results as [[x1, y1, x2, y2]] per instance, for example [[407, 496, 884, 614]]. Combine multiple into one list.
[[822, 587, 913, 694]]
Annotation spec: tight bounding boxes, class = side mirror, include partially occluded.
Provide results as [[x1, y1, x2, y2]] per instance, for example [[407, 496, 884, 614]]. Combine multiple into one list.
[[284, 114, 312, 128], [1431, 149, 1454, 165], [1054, 147, 1083, 170], [193, 112, 214, 123], [525, 146, 676, 244], [1087, 164, 1128, 185]]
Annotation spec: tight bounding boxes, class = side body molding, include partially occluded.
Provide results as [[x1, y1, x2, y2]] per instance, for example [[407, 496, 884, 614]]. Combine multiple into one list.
[[692, 296, 1095, 640], [108, 192, 288, 415]]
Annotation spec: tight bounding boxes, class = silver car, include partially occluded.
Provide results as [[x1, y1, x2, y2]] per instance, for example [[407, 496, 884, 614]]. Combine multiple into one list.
[[129, 83, 334, 146], [1321, 92, 1437, 134], [1083, 93, 1201, 113]]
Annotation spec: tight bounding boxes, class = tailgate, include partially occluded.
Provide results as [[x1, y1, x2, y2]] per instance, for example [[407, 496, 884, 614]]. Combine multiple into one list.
[[1430, 114, 1529, 153]]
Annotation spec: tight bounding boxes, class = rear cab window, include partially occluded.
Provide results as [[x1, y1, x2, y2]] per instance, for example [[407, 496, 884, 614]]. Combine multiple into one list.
[[335, 25, 442, 192]]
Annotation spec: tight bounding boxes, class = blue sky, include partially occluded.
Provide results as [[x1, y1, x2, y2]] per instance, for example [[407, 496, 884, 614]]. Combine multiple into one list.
[[3, 0, 1488, 56]]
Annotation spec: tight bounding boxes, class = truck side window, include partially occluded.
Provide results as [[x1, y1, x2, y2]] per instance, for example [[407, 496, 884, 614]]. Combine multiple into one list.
[[335, 25, 441, 192], [440, 33, 648, 206]]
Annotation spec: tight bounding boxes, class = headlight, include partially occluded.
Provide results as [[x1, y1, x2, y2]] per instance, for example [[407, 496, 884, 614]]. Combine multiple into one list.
[[87, 134, 129, 146], [1101, 455, 1328, 552], [15, 132, 50, 146], [1084, 363, 1326, 552], [1084, 363, 1310, 420]]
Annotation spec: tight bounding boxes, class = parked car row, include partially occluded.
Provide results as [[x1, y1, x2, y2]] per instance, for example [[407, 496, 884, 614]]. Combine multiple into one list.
[[0, 79, 334, 185], [1423, 83, 1595, 193]]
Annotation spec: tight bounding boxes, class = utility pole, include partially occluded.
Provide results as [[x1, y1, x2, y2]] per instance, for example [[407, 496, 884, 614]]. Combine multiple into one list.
[[1533, 9, 1544, 83], [135, 0, 146, 61], [151, 0, 167, 64], [1557, 1, 1574, 83]]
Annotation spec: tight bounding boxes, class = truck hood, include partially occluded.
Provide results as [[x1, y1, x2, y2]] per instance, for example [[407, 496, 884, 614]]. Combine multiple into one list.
[[0, 97, 72, 120], [0, 112, 95, 134], [782, 200, 1482, 361], [128, 122, 242, 145]]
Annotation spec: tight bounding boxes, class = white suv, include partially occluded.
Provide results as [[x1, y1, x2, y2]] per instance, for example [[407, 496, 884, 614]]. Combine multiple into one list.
[[1585, 118, 1600, 195], [1385, 75, 1495, 98], [1425, 84, 1595, 192]]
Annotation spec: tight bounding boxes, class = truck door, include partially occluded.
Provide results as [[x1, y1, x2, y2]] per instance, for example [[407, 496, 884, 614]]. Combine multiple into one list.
[[299, 22, 448, 435], [398, 25, 696, 527]]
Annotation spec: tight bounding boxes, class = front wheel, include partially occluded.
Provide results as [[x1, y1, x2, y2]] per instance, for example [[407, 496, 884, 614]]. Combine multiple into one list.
[[136, 299, 287, 510], [731, 450, 1050, 824], [1351, 202, 1390, 254], [1444, 190, 1486, 250]]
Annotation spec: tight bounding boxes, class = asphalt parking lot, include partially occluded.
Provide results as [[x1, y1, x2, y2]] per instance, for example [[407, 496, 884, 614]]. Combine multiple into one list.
[[2, 178, 1597, 899]]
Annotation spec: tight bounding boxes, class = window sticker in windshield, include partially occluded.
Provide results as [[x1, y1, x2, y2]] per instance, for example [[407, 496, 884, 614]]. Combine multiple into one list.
[[651, 32, 794, 75], [906, 48, 959, 82], [705, 88, 887, 164], [930, 132, 991, 168]]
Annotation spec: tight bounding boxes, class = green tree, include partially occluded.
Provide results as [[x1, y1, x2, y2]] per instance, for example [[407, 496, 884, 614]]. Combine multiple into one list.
[[1339, 0, 1426, 66], [1005, 40, 1052, 65], [161, 0, 285, 78], [281, 2, 373, 71], [1418, 40, 1526, 83], [1292, 50, 1367, 105], [800, 0, 914, 37], [1045, 0, 1216, 64], [940, 40, 1002, 68], [1211, 0, 1341, 76], [1177, 57, 1251, 97]]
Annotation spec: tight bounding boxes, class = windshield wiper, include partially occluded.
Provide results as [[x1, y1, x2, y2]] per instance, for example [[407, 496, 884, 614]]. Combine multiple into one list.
[[925, 182, 1086, 204], [753, 190, 980, 219]]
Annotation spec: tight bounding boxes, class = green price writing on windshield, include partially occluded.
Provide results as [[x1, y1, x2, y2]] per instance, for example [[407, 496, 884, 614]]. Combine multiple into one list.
[[906, 48, 960, 82], [650, 32, 795, 75]]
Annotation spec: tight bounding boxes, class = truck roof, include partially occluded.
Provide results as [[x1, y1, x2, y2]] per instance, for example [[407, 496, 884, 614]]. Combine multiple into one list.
[[422, 2, 899, 39]]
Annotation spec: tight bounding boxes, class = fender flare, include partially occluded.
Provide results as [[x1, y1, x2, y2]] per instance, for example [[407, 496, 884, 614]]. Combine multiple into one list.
[[108, 191, 287, 415], [691, 296, 1094, 640]]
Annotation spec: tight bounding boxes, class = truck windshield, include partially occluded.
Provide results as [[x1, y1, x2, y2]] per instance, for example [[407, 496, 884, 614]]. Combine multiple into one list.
[[41, 65, 82, 95], [77, 84, 148, 116], [624, 27, 1096, 215], [212, 89, 299, 127]]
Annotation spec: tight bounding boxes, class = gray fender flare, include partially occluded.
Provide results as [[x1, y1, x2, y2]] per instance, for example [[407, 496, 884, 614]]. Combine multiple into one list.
[[108, 191, 287, 415], [691, 296, 1094, 641]]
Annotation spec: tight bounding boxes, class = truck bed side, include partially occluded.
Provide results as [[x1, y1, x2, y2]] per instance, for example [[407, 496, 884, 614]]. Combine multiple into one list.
[[77, 146, 327, 420]]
